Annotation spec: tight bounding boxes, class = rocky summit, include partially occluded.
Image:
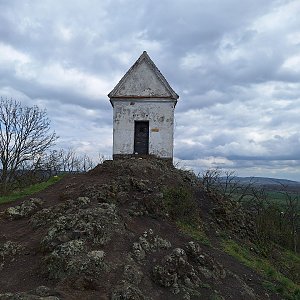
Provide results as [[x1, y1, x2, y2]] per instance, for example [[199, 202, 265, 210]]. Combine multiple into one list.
[[0, 158, 281, 299]]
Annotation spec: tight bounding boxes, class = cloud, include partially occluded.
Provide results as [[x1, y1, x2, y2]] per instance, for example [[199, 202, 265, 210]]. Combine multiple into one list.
[[0, 0, 299, 180]]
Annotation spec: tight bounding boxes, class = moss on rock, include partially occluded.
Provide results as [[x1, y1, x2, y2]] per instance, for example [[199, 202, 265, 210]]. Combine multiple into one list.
[[5, 198, 44, 219], [132, 229, 171, 261], [111, 280, 148, 300], [41, 202, 124, 251], [0, 241, 24, 270]]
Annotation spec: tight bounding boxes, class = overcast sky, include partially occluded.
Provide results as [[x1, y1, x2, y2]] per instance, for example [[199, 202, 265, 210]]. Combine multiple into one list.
[[0, 0, 300, 181]]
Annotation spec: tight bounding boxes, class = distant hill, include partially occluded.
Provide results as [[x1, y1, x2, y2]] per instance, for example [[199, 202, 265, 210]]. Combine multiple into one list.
[[219, 176, 300, 193], [231, 176, 300, 186]]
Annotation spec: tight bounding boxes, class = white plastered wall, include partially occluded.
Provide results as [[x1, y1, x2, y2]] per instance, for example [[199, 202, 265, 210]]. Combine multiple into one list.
[[112, 99, 176, 158]]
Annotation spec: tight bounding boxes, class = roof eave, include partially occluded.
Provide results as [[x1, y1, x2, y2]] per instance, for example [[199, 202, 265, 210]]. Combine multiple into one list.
[[109, 97, 178, 107]]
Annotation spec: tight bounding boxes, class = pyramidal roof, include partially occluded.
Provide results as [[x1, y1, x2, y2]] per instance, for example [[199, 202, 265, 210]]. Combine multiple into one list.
[[108, 51, 179, 100]]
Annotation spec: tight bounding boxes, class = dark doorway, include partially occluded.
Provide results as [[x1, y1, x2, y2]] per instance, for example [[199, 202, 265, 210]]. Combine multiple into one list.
[[134, 121, 149, 154]]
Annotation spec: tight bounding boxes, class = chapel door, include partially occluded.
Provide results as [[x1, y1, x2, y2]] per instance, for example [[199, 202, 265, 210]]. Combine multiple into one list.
[[134, 121, 149, 154]]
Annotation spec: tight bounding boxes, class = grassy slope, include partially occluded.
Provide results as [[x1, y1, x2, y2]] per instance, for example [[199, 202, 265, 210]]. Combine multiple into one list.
[[223, 186, 300, 299], [222, 240, 300, 299], [0, 176, 63, 204]]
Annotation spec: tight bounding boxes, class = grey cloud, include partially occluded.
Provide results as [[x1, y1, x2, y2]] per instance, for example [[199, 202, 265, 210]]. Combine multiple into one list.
[[0, 0, 300, 180]]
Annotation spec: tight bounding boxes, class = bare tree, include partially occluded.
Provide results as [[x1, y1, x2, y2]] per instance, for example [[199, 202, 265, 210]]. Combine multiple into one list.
[[200, 168, 221, 193], [278, 184, 300, 253], [82, 153, 95, 172], [199, 168, 255, 201], [0, 97, 57, 192]]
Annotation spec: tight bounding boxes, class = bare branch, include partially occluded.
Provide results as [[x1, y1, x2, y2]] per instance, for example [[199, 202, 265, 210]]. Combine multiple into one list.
[[0, 97, 57, 192]]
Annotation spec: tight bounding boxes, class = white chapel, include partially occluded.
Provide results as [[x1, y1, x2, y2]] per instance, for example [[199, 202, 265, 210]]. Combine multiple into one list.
[[108, 51, 179, 160]]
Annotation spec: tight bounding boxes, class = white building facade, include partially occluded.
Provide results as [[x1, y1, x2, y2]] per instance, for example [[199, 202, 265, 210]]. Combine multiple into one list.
[[108, 51, 179, 160]]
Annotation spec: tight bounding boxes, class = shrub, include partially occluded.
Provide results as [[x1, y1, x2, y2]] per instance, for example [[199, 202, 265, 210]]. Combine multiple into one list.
[[163, 186, 199, 225]]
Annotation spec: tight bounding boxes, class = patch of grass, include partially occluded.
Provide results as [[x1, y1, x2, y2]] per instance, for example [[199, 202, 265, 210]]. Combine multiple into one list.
[[279, 249, 300, 284], [177, 221, 211, 246], [222, 239, 300, 299], [163, 186, 211, 246], [283, 249, 300, 267], [163, 186, 199, 225], [0, 176, 63, 204], [263, 280, 300, 300]]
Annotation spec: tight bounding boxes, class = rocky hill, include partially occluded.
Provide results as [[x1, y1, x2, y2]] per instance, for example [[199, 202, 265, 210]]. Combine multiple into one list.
[[0, 158, 283, 299]]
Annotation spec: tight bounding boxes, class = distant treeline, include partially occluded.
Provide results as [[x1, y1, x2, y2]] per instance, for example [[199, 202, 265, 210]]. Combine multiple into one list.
[[0, 148, 106, 194]]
